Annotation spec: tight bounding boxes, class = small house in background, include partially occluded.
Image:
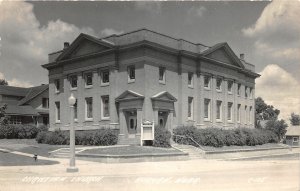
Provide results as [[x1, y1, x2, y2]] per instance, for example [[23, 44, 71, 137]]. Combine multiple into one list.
[[0, 84, 49, 127], [284, 126, 300, 146]]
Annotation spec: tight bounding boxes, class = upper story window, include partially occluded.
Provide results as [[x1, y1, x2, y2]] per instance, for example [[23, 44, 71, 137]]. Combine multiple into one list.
[[128, 65, 135, 83], [188, 72, 194, 88], [159, 67, 166, 84], [69, 75, 77, 89], [216, 100, 222, 121], [227, 80, 233, 93], [245, 86, 248, 98], [42, 98, 49, 109], [188, 97, 194, 120], [216, 78, 222, 91], [204, 75, 211, 89], [54, 79, 60, 93], [85, 72, 93, 87], [100, 70, 109, 86], [204, 98, 211, 121], [237, 83, 241, 96], [101, 95, 110, 120], [249, 88, 253, 99]]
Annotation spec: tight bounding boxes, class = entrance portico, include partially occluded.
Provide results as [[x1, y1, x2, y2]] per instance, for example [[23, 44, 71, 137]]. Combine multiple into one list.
[[151, 91, 177, 132]]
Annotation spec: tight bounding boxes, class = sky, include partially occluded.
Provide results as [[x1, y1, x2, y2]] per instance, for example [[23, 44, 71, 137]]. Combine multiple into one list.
[[0, 0, 299, 121]]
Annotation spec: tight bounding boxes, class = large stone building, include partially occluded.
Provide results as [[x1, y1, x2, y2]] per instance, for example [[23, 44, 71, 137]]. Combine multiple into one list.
[[42, 28, 259, 144]]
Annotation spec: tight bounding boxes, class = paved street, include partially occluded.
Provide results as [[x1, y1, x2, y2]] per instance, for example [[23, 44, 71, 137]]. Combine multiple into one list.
[[0, 157, 299, 191]]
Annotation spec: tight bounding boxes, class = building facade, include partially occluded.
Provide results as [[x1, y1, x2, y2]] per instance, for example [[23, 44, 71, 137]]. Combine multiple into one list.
[[42, 29, 259, 144], [0, 84, 49, 126]]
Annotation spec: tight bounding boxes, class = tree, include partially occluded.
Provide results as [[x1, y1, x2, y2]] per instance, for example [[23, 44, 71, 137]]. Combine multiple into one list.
[[290, 112, 300, 126], [0, 104, 9, 125], [265, 119, 288, 140], [0, 79, 8, 85], [255, 97, 280, 128]]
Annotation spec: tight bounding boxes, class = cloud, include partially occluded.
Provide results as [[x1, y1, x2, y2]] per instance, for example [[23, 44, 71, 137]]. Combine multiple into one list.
[[134, 1, 162, 15], [100, 28, 124, 37], [256, 65, 300, 120], [242, 0, 300, 69], [0, 72, 33, 87], [188, 6, 207, 18], [0, 1, 96, 86]]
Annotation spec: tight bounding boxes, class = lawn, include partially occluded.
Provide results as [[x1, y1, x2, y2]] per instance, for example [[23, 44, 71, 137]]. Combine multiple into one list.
[[0, 139, 66, 157], [0, 152, 59, 166], [81, 146, 182, 156]]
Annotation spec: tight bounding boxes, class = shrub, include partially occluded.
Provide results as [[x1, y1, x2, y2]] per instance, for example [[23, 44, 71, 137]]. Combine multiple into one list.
[[36, 129, 118, 146], [0, 124, 39, 139], [153, 126, 171, 147], [173, 126, 279, 147]]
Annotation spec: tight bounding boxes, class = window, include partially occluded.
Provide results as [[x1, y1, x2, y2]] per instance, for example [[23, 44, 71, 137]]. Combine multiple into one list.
[[245, 86, 248, 98], [55, 102, 60, 122], [249, 88, 253, 99], [69, 75, 77, 89], [188, 72, 193, 88], [249, 106, 252, 124], [216, 78, 222, 91], [216, 100, 222, 121], [85, 97, 93, 120], [293, 137, 299, 142], [227, 81, 233, 93], [227, 102, 233, 121], [204, 99, 211, 120], [85, 73, 93, 87], [204, 75, 211, 89], [10, 116, 21, 124], [188, 97, 194, 120], [237, 83, 241, 96], [101, 96, 110, 119], [245, 106, 248, 124], [101, 70, 109, 85], [42, 98, 49, 108], [54, 79, 60, 93], [159, 67, 166, 84], [128, 65, 135, 83], [237, 104, 241, 122], [74, 99, 78, 121]]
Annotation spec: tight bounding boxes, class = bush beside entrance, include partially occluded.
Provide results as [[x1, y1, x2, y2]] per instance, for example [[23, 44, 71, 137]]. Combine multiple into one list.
[[36, 129, 118, 146], [173, 126, 279, 147]]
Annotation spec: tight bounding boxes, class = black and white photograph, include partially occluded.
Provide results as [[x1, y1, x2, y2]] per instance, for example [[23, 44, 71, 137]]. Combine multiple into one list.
[[0, 0, 299, 190]]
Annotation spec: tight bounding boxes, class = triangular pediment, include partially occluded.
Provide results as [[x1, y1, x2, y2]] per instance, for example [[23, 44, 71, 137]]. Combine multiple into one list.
[[202, 43, 245, 69], [151, 91, 177, 102], [56, 33, 114, 61], [115, 90, 144, 102]]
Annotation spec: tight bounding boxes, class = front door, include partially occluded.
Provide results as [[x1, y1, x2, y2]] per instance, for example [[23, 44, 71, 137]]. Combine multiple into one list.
[[158, 111, 168, 128], [127, 110, 137, 134]]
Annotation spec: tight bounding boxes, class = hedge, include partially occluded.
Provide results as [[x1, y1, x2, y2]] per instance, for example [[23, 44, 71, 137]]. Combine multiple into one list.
[[173, 126, 279, 147], [153, 126, 172, 148], [0, 124, 39, 139], [36, 129, 118, 146]]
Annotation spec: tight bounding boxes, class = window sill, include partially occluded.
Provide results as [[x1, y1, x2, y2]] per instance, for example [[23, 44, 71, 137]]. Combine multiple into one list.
[[188, 85, 194, 89], [74, 119, 78, 123], [228, 92, 233, 95], [55, 121, 61, 124], [85, 119, 93, 122], [204, 118, 211, 122], [187, 119, 195, 122], [204, 87, 211, 91], [216, 89, 222, 93], [216, 120, 223, 123], [101, 117, 110, 121], [85, 85, 93, 89], [70, 88, 77, 91], [128, 79, 135, 84], [159, 81, 166, 85], [55, 91, 60, 94], [100, 83, 109, 87]]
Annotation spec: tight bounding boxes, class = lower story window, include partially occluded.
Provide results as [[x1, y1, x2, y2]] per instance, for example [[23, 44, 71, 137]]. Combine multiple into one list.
[[10, 116, 22, 124], [293, 137, 299, 142], [188, 97, 194, 120], [216, 100, 222, 121], [101, 95, 110, 119], [55, 102, 60, 122], [204, 99, 211, 120], [74, 99, 78, 120], [85, 97, 93, 120], [227, 102, 233, 121]]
